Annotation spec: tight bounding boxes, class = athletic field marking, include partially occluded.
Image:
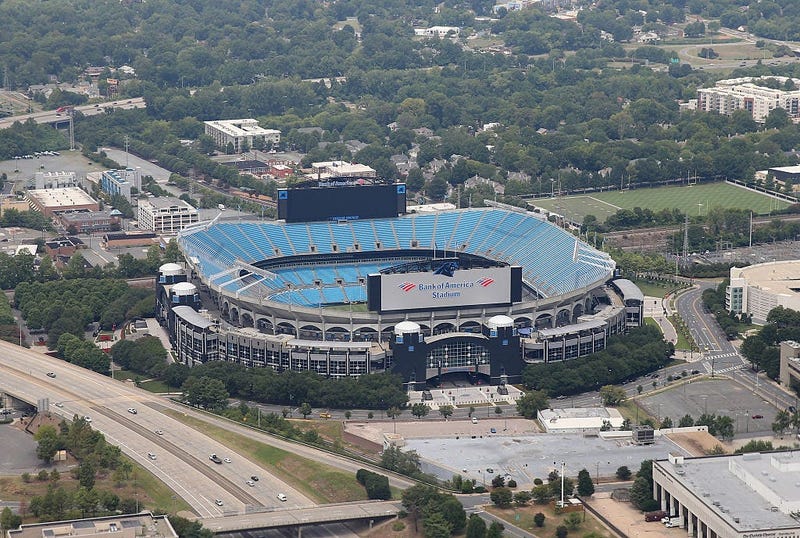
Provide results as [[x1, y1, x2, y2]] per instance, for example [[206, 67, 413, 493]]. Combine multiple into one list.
[[586, 196, 622, 211]]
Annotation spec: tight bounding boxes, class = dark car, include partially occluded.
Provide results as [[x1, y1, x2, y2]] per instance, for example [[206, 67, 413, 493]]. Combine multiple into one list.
[[751, 414, 764, 419]]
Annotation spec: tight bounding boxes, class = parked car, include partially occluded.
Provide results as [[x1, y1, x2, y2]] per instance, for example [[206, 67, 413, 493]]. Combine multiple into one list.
[[128, 408, 137, 414], [214, 499, 223, 506], [209, 454, 222, 464], [277, 493, 287, 502], [46, 372, 56, 378], [147, 452, 157, 460]]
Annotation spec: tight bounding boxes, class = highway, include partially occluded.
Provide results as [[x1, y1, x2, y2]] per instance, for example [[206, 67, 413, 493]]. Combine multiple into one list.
[[0, 339, 415, 530], [0, 341, 313, 517], [0, 97, 146, 130]]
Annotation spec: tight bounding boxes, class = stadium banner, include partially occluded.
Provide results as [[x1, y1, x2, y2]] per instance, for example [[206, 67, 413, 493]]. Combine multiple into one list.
[[378, 266, 512, 312]]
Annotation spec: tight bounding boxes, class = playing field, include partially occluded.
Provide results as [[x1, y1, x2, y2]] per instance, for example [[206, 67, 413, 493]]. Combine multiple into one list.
[[530, 182, 791, 224]]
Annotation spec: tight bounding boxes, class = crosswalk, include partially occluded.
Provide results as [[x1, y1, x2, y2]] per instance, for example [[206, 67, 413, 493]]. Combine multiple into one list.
[[701, 351, 745, 375]]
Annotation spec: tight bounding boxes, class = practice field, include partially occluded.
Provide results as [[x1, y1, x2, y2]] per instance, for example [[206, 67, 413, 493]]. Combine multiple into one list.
[[530, 182, 791, 224]]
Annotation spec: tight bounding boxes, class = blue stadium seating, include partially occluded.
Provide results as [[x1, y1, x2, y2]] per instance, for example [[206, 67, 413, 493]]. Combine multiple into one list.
[[179, 207, 614, 304]]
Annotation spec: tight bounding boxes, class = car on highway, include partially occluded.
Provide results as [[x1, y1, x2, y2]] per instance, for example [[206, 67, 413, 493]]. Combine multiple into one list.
[[83, 416, 92, 423], [250, 475, 259, 481], [223, 457, 232, 463], [46, 372, 56, 378], [246, 480, 255, 487], [209, 454, 222, 464], [214, 499, 223, 506], [752, 414, 764, 419], [147, 452, 157, 460], [277, 493, 287, 502], [127, 408, 137, 414], [154, 430, 163, 435]]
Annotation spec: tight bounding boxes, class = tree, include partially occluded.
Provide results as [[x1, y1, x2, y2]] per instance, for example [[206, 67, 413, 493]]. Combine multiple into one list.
[[466, 513, 487, 538], [182, 376, 229, 411], [556, 525, 569, 538], [630, 476, 658, 511], [0, 507, 21, 532], [678, 414, 695, 427], [616, 466, 632, 481], [513, 491, 532, 506], [533, 512, 546, 527], [438, 405, 454, 419], [411, 402, 430, 419], [299, 402, 312, 418], [531, 484, 553, 504], [35, 424, 60, 463], [600, 385, 627, 406], [565, 512, 583, 530], [577, 468, 594, 496], [77, 461, 96, 490], [487, 522, 504, 538], [516, 389, 549, 419], [423, 512, 452, 538], [490, 487, 513, 508]]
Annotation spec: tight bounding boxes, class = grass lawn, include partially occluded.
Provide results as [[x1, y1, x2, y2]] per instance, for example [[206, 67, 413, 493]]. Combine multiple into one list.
[[486, 502, 613, 537], [138, 379, 173, 393], [532, 182, 790, 224], [162, 410, 368, 504], [629, 278, 677, 298]]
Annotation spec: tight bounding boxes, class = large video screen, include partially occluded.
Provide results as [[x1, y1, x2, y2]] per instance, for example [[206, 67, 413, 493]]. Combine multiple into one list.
[[369, 266, 518, 313], [278, 181, 406, 223]]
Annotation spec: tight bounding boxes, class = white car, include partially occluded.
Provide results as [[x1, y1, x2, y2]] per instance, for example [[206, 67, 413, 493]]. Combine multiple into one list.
[[214, 499, 223, 506], [277, 493, 287, 502], [246, 480, 255, 487], [147, 452, 157, 460], [223, 457, 232, 463], [154, 430, 163, 436], [83, 416, 92, 423], [127, 408, 137, 414], [54, 402, 63, 408]]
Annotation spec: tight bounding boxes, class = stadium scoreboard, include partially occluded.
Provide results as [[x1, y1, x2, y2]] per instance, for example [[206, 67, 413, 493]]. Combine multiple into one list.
[[367, 263, 522, 313], [277, 179, 406, 223]]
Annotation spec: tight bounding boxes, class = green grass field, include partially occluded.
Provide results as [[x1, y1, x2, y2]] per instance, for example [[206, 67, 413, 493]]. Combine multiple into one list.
[[530, 182, 791, 224]]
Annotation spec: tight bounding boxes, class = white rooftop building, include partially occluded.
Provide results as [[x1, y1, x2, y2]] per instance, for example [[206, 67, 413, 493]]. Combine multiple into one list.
[[537, 407, 624, 434], [34, 171, 77, 190], [697, 76, 800, 123], [204, 119, 281, 153], [308, 161, 376, 179], [726, 260, 800, 323], [653, 452, 800, 538], [138, 197, 199, 234]]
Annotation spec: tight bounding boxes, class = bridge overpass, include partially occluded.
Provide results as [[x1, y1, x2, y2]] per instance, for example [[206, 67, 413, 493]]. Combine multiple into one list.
[[0, 97, 146, 130]]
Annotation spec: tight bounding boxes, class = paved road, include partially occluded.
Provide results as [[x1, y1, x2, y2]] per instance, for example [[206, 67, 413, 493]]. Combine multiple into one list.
[[0, 98, 146, 130]]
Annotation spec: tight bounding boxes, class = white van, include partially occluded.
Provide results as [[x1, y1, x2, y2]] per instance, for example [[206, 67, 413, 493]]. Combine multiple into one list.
[[472, 417, 478, 424]]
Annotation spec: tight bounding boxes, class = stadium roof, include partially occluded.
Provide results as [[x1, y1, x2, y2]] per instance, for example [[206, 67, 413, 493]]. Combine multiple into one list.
[[612, 278, 644, 303]]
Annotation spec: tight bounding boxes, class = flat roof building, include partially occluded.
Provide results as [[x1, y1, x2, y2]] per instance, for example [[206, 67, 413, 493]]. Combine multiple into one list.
[[726, 260, 800, 323], [308, 161, 377, 179], [138, 197, 199, 234], [537, 407, 624, 434], [27, 187, 99, 217], [653, 452, 800, 538], [7, 512, 177, 538], [204, 119, 280, 153]]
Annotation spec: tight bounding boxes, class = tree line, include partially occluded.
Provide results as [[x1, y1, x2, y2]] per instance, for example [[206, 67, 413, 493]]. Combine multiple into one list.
[[741, 306, 800, 380], [522, 325, 673, 396]]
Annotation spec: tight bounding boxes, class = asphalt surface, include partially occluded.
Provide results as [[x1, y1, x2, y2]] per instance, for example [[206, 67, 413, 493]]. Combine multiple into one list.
[[0, 423, 42, 473], [0, 98, 146, 130]]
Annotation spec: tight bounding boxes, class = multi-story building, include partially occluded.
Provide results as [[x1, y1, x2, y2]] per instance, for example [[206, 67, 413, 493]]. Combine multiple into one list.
[[100, 168, 142, 201], [203, 119, 281, 153], [653, 452, 800, 538], [8, 512, 177, 538], [137, 197, 199, 234], [697, 76, 800, 123], [56, 209, 122, 233], [726, 261, 800, 323]]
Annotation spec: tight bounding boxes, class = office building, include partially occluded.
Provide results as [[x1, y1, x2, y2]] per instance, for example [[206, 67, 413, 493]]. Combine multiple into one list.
[[204, 119, 281, 153], [138, 197, 199, 234]]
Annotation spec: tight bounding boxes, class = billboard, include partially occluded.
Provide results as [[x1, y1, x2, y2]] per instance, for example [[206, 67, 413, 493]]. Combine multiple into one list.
[[277, 181, 406, 223], [370, 266, 517, 313]]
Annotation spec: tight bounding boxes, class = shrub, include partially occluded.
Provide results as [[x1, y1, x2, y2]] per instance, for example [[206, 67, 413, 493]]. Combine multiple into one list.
[[355, 468, 391, 500], [534, 512, 546, 527], [392, 521, 405, 531]]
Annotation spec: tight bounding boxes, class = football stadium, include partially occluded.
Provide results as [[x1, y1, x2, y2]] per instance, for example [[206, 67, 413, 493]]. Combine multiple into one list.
[[159, 177, 641, 387]]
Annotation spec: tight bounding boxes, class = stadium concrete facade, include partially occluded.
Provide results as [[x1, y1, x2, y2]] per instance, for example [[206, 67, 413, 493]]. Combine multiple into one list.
[[159, 204, 641, 386]]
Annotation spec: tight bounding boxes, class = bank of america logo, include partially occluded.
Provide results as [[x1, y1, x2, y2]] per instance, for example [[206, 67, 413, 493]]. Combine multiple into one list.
[[398, 282, 415, 292], [477, 277, 494, 287]]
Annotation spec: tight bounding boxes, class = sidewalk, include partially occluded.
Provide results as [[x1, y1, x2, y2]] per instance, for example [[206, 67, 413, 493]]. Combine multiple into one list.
[[644, 295, 677, 345]]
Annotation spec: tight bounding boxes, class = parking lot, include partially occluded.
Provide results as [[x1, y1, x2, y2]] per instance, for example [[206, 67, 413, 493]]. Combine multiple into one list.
[[0, 423, 43, 474], [639, 378, 778, 434]]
